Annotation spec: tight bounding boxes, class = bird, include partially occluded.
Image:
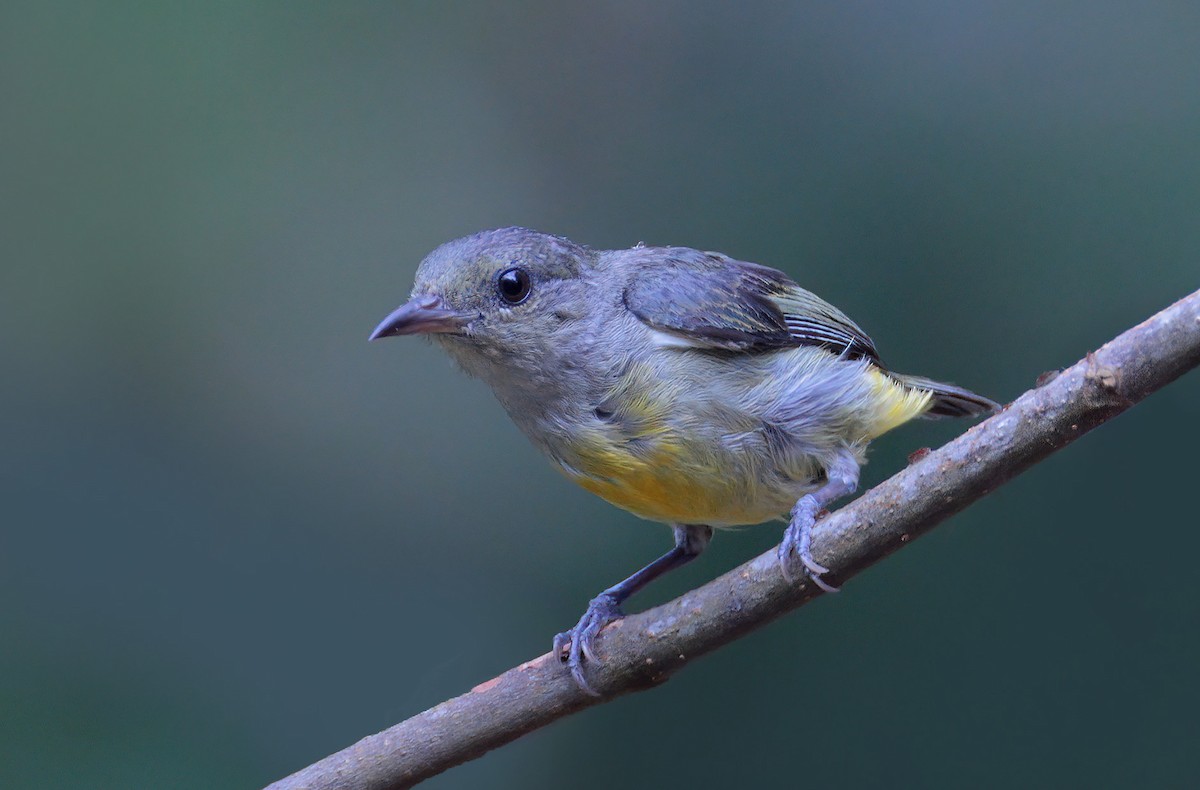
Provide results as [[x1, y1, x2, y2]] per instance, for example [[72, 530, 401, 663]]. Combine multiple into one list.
[[369, 227, 997, 694]]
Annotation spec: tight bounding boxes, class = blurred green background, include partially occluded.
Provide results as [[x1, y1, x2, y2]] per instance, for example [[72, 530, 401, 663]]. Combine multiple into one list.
[[3, 2, 1198, 788]]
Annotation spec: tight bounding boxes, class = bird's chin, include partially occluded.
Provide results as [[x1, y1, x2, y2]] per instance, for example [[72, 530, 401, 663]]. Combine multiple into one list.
[[429, 326, 474, 346], [432, 333, 499, 380]]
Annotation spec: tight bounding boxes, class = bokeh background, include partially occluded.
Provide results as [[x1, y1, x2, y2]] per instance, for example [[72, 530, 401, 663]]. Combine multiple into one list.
[[4, 3, 1199, 787]]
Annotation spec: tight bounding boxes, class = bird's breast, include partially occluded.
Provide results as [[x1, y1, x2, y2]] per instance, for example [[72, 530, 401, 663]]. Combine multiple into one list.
[[549, 421, 802, 526]]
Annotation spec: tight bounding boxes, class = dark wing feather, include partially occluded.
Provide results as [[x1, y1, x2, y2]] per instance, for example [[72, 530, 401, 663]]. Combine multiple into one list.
[[771, 286, 879, 362], [622, 249, 880, 362]]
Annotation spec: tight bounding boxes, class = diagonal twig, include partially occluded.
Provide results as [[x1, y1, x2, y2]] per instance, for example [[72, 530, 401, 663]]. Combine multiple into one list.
[[267, 288, 1200, 790]]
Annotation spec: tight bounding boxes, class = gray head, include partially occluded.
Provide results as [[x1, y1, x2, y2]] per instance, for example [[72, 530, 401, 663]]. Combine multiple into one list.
[[369, 227, 597, 382]]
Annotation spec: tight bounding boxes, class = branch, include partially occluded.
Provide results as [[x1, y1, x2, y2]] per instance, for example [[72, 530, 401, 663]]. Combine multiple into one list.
[[267, 289, 1200, 790]]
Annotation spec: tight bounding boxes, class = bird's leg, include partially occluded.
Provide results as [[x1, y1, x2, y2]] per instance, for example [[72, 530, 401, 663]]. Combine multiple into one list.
[[778, 449, 860, 593], [554, 523, 712, 696]]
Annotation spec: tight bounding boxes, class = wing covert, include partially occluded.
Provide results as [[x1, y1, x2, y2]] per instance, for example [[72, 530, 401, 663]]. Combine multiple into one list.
[[621, 248, 880, 362]]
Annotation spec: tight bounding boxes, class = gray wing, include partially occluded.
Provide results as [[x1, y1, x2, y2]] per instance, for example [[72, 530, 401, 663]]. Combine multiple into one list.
[[621, 248, 880, 362]]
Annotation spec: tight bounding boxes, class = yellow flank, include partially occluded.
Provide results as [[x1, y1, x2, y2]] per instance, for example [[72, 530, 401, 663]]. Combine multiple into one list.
[[863, 369, 934, 439], [562, 431, 768, 525]]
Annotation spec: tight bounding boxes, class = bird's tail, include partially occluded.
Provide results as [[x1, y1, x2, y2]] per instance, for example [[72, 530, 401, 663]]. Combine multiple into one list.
[[888, 373, 1000, 418]]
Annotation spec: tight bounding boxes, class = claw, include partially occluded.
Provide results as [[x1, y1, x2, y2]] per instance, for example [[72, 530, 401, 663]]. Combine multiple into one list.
[[779, 494, 840, 592], [800, 551, 830, 577], [554, 592, 623, 696], [552, 631, 570, 660], [776, 541, 797, 583], [805, 567, 840, 594]]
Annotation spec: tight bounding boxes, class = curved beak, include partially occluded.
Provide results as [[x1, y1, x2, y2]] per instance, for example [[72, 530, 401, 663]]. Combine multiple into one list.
[[368, 295, 471, 340]]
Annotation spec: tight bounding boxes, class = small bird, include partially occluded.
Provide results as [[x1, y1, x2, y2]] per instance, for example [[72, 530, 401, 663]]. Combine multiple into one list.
[[370, 227, 996, 694]]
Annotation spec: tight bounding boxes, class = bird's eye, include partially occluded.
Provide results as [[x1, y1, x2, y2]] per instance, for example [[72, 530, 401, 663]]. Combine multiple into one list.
[[496, 267, 532, 304]]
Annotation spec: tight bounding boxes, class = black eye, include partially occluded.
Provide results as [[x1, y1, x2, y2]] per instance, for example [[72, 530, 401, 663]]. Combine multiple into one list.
[[496, 267, 532, 304]]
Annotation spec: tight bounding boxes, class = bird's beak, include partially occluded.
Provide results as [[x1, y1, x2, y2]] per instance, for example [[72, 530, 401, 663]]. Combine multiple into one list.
[[368, 294, 471, 340]]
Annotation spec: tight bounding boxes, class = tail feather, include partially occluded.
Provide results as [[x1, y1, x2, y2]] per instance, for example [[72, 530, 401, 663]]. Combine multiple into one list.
[[888, 373, 1000, 419]]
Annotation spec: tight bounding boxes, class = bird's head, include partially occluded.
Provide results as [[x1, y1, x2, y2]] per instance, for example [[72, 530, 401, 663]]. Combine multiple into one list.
[[369, 227, 596, 384]]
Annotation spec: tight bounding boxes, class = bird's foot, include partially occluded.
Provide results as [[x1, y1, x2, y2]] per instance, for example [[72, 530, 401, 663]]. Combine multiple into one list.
[[778, 495, 840, 593], [552, 592, 624, 696]]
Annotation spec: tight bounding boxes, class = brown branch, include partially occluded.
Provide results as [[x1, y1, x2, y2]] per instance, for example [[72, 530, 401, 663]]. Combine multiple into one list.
[[267, 288, 1200, 790]]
